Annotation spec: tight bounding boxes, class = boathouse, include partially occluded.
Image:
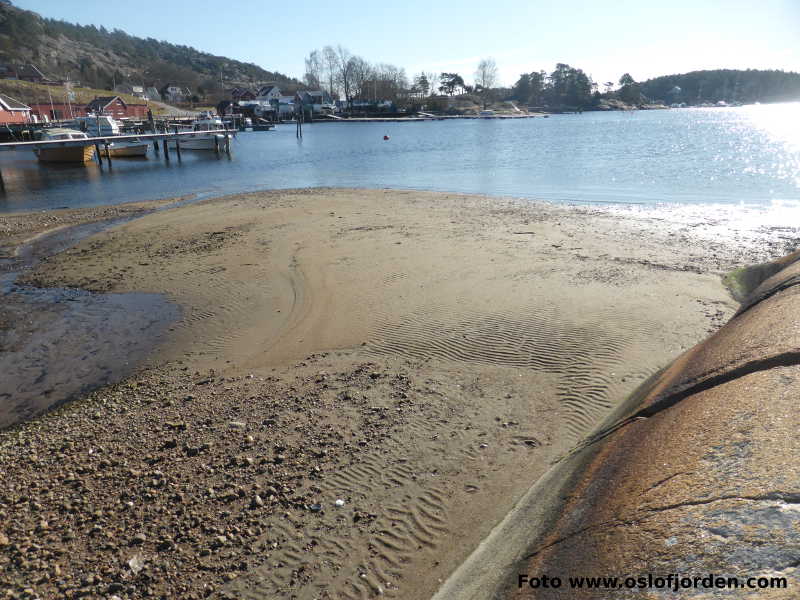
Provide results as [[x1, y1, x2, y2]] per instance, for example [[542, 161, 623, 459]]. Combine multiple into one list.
[[0, 93, 31, 124], [86, 96, 148, 119], [28, 103, 88, 121]]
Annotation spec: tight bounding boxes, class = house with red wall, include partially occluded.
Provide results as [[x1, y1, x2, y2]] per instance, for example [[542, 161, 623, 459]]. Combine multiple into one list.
[[28, 103, 88, 121], [86, 96, 149, 119], [0, 93, 31, 124]]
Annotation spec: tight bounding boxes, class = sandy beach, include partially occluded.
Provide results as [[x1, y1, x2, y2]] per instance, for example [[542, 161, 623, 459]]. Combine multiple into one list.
[[0, 188, 785, 599]]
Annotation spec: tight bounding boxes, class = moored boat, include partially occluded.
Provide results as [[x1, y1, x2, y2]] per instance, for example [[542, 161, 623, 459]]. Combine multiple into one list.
[[106, 142, 149, 157], [169, 116, 229, 150], [33, 128, 95, 163], [66, 115, 122, 137]]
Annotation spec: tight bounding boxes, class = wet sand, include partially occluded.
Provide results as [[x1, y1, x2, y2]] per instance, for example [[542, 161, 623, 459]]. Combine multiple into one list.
[[0, 188, 785, 599], [0, 198, 186, 428]]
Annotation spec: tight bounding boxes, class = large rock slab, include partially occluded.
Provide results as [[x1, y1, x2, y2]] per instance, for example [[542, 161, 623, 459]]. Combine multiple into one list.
[[509, 253, 800, 599], [738, 254, 800, 315], [724, 249, 800, 303], [515, 365, 800, 599], [601, 283, 800, 425]]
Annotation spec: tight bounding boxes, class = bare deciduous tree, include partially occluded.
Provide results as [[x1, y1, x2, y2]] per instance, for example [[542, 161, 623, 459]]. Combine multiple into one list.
[[336, 45, 354, 107], [322, 45, 339, 96], [475, 58, 498, 89], [304, 50, 322, 89], [475, 58, 498, 108]]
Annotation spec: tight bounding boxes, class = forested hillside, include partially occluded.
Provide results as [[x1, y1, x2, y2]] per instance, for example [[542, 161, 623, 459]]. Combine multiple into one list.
[[509, 66, 800, 109], [640, 69, 800, 104], [0, 1, 299, 96]]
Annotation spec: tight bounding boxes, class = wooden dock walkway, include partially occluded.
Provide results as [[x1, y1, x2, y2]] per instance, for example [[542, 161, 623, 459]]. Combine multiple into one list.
[[0, 129, 234, 191]]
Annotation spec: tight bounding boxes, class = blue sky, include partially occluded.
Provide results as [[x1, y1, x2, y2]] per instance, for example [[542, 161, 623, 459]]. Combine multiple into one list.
[[14, 0, 800, 87]]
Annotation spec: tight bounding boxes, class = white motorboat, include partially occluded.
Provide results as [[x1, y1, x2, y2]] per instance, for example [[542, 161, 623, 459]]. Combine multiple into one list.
[[169, 116, 229, 150], [67, 115, 122, 137], [33, 128, 95, 163]]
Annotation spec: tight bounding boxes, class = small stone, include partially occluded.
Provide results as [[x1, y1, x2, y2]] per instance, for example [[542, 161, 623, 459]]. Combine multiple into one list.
[[157, 538, 175, 551], [127, 554, 145, 574], [131, 533, 147, 545], [309, 503, 322, 512], [228, 421, 246, 430], [334, 499, 345, 507], [0, 533, 9, 546], [250, 495, 264, 509]]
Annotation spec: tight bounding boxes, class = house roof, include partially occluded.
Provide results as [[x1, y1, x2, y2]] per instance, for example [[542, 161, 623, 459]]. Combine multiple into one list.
[[257, 85, 280, 95], [87, 96, 127, 111], [0, 93, 31, 111]]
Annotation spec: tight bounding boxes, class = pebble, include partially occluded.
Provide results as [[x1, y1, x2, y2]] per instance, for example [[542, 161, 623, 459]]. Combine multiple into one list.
[[131, 533, 147, 545]]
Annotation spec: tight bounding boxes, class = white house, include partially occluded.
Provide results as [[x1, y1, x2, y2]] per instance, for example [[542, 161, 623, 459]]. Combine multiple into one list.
[[114, 84, 149, 100], [256, 85, 282, 102], [160, 85, 191, 104]]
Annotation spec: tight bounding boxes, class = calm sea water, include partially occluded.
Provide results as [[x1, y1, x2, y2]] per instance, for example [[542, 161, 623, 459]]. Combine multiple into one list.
[[1, 103, 798, 213]]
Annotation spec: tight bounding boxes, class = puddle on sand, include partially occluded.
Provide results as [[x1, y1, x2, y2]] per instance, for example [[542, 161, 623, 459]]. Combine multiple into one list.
[[0, 280, 178, 428], [0, 213, 181, 429]]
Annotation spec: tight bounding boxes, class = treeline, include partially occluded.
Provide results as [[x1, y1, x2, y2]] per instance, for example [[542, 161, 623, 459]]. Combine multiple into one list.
[[639, 70, 800, 104], [303, 48, 502, 111], [511, 64, 594, 108], [304, 45, 409, 105], [0, 2, 298, 93]]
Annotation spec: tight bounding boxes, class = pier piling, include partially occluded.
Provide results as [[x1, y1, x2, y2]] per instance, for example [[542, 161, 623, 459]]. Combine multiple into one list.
[[173, 128, 182, 161], [104, 143, 112, 167], [95, 143, 103, 166], [162, 139, 170, 162]]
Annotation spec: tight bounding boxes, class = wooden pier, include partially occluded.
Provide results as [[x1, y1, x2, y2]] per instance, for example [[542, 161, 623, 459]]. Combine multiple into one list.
[[0, 129, 234, 190]]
